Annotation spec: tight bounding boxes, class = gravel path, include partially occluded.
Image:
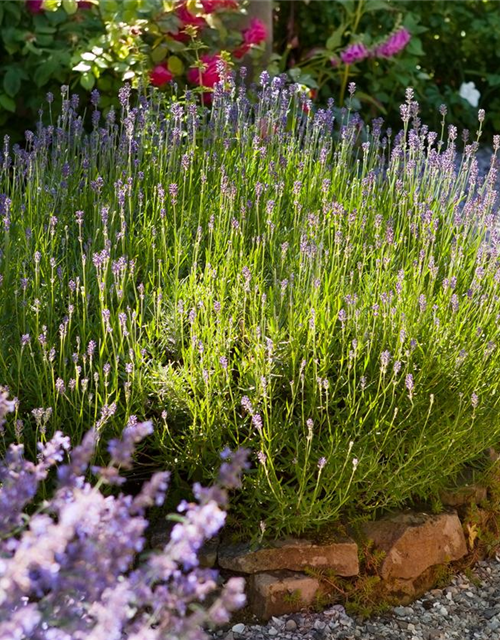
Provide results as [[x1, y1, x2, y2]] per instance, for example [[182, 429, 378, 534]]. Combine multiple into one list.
[[221, 559, 500, 640]]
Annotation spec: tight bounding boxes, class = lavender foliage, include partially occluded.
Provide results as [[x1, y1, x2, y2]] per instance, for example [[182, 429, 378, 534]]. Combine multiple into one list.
[[0, 78, 500, 536]]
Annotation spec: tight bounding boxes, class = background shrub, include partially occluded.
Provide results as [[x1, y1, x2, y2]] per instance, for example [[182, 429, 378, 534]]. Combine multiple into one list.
[[1, 77, 499, 537], [274, 0, 500, 138], [2, 1, 500, 141], [0, 0, 266, 141]]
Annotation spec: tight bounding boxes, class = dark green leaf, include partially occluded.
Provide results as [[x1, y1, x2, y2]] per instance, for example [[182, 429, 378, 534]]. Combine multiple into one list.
[[4, 1, 22, 23], [3, 68, 21, 97], [364, 0, 392, 13], [80, 72, 96, 90], [406, 37, 424, 57], [0, 94, 16, 112]]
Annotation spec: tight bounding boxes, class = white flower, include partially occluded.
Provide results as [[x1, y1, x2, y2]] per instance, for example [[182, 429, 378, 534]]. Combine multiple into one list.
[[459, 81, 480, 108]]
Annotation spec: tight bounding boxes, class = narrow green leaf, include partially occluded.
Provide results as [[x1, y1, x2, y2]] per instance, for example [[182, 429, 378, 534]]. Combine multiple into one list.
[[326, 25, 345, 51]]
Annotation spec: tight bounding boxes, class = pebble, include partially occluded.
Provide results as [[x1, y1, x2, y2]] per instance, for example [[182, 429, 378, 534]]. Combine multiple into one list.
[[231, 624, 246, 635], [214, 557, 500, 640]]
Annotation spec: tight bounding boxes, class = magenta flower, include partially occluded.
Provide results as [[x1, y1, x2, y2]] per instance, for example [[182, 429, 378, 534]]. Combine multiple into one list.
[[340, 43, 368, 65], [374, 28, 411, 58], [26, 0, 44, 14]]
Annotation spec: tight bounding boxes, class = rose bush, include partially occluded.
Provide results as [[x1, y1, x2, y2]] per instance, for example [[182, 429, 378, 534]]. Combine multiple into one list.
[[0, 0, 267, 139], [274, 0, 500, 137]]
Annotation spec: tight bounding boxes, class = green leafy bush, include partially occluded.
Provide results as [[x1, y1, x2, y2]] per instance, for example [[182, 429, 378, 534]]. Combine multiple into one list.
[[0, 0, 266, 139], [0, 0, 104, 137], [274, 0, 500, 137], [1, 76, 500, 538]]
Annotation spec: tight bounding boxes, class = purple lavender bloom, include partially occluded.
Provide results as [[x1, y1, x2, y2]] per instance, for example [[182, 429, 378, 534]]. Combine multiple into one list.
[[406, 373, 414, 395], [0, 392, 247, 637]]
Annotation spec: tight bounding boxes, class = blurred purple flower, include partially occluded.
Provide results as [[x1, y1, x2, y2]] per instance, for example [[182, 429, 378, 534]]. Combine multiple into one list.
[[340, 43, 368, 65], [374, 28, 411, 58], [0, 391, 247, 636]]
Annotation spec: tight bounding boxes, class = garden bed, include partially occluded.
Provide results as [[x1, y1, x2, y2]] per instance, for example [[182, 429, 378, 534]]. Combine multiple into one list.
[[1, 78, 500, 539]]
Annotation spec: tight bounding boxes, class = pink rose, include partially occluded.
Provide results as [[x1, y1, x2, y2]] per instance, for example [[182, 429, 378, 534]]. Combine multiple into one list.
[[26, 0, 44, 13], [170, 4, 207, 42], [233, 44, 250, 59], [233, 17, 267, 59], [201, 0, 238, 12]]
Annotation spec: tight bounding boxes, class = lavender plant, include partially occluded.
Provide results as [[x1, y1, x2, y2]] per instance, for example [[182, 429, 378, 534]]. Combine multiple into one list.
[[0, 388, 247, 638], [0, 72, 499, 536]]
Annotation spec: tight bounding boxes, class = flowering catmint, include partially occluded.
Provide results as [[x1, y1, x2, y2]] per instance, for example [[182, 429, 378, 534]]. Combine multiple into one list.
[[252, 413, 263, 431], [241, 396, 253, 415], [380, 350, 391, 373]]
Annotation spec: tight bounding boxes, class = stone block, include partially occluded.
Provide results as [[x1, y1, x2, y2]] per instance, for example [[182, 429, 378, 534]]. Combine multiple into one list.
[[219, 537, 359, 576], [248, 571, 320, 620], [360, 511, 467, 581], [440, 484, 487, 507]]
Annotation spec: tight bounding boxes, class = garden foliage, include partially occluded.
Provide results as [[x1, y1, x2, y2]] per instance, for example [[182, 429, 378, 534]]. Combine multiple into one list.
[[0, 0, 266, 139], [0, 73, 500, 537], [275, 0, 500, 136], [0, 388, 248, 638]]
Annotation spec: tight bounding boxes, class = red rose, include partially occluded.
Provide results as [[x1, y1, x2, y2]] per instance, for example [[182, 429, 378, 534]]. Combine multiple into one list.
[[170, 4, 206, 42], [201, 0, 238, 12], [149, 65, 174, 87], [187, 54, 221, 88]]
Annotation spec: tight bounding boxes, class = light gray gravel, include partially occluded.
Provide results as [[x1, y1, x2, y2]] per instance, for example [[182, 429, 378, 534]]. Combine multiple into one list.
[[220, 557, 500, 640]]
